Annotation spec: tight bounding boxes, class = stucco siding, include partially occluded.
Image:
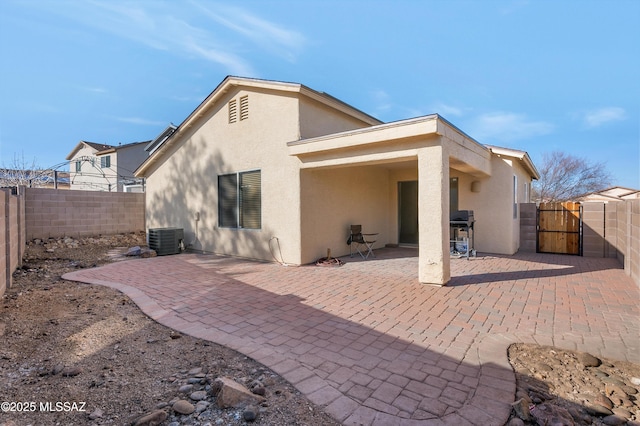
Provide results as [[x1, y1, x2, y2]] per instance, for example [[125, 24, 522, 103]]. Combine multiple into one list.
[[300, 165, 391, 263], [299, 97, 375, 140], [452, 155, 531, 255], [116, 144, 147, 191], [145, 87, 304, 263]]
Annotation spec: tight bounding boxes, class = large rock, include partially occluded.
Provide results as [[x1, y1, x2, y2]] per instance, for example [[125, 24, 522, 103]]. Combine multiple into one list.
[[578, 353, 601, 367], [172, 399, 195, 415], [133, 410, 167, 426], [213, 377, 265, 408], [531, 402, 575, 426], [511, 398, 532, 421]]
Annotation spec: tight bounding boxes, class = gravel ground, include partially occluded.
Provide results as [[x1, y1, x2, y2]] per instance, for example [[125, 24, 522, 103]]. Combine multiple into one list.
[[1, 233, 638, 426]]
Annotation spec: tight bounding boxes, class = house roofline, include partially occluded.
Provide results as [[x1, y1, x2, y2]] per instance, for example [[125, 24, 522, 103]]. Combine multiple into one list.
[[485, 144, 540, 180], [66, 140, 149, 160], [135, 76, 383, 177]]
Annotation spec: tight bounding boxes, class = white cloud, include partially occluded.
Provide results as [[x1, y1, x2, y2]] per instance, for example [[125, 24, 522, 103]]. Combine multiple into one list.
[[113, 116, 166, 126], [192, 2, 306, 62], [467, 112, 554, 143], [430, 102, 464, 117], [80, 87, 108, 94], [370, 89, 392, 113], [582, 107, 627, 128], [25, 1, 306, 76]]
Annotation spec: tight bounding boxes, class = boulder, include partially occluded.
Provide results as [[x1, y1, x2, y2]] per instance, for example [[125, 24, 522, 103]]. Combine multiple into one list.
[[172, 399, 195, 415], [213, 377, 265, 409], [133, 410, 167, 426], [531, 402, 575, 426]]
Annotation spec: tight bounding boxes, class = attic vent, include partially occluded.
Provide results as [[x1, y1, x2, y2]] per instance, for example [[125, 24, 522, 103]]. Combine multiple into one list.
[[228, 99, 237, 123], [239, 95, 249, 121], [148, 228, 184, 255]]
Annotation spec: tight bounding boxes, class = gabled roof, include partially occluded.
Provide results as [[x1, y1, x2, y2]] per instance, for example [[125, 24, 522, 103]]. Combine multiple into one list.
[[66, 140, 150, 160], [575, 186, 640, 202], [135, 76, 383, 177], [66, 141, 112, 160], [485, 145, 540, 180]]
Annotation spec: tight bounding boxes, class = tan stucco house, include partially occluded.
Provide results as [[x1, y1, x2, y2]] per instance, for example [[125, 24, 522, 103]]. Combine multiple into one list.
[[135, 76, 539, 285], [67, 140, 149, 192]]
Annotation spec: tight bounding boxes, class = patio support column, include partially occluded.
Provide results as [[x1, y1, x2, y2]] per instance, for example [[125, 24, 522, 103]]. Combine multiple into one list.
[[417, 145, 450, 285]]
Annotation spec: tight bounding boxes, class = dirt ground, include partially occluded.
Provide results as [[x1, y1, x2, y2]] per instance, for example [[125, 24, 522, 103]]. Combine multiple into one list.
[[1, 233, 638, 425]]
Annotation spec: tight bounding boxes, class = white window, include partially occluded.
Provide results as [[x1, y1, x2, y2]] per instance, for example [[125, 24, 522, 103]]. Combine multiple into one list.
[[100, 155, 111, 168]]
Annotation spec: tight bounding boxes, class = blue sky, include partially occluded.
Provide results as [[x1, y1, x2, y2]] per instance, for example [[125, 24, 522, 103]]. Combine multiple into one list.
[[1, 0, 638, 188]]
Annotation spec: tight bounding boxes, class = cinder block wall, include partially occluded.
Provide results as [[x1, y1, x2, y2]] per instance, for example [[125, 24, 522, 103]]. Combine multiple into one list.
[[582, 202, 608, 257], [519, 203, 536, 252], [1, 188, 25, 298], [519, 200, 638, 287], [619, 200, 639, 286], [25, 188, 145, 239], [1, 190, 8, 297]]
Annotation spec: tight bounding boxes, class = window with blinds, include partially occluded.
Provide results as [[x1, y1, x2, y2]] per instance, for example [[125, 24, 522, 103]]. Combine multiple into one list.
[[218, 170, 261, 229]]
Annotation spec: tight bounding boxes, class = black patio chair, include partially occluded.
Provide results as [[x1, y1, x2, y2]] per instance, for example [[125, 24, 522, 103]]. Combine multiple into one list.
[[347, 225, 378, 259]]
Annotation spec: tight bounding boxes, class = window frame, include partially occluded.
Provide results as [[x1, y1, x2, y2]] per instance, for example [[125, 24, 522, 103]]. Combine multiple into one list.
[[218, 169, 261, 230], [75, 160, 81, 172], [100, 155, 111, 168]]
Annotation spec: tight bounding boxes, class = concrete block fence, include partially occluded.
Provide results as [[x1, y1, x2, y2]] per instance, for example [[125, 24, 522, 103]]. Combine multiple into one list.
[[1, 188, 25, 298], [1, 187, 145, 297], [24, 187, 145, 239], [519, 200, 639, 286]]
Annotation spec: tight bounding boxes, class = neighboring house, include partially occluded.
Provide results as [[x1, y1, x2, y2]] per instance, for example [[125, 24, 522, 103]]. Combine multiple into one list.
[[135, 76, 539, 285], [575, 186, 640, 203], [66, 141, 149, 192]]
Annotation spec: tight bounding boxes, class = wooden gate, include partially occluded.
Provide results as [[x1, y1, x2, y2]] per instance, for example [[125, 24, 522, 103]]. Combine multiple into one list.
[[537, 201, 582, 255]]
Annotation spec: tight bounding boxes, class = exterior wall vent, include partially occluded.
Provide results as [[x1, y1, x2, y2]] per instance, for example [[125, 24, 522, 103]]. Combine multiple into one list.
[[239, 95, 249, 121], [148, 228, 184, 255], [229, 99, 237, 123]]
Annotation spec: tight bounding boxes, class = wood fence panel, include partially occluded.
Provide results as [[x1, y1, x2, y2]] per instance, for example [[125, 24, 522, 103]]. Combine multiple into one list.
[[538, 201, 582, 255]]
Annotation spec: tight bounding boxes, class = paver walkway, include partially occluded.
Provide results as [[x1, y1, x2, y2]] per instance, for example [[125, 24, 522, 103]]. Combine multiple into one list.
[[63, 249, 639, 425]]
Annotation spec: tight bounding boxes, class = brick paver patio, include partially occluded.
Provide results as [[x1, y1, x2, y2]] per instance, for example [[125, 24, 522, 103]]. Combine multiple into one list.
[[63, 249, 639, 425]]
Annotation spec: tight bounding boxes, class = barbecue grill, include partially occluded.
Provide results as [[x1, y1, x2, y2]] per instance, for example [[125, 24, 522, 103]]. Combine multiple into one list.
[[450, 210, 475, 258]]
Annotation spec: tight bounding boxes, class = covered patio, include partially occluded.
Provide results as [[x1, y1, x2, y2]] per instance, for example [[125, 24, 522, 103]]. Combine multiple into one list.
[[291, 114, 493, 285]]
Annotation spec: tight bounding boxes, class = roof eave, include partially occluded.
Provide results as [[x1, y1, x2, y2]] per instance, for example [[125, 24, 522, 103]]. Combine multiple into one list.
[[486, 145, 540, 180]]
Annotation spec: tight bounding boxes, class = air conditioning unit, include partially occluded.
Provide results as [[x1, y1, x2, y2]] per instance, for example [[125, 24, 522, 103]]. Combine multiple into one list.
[[148, 228, 184, 256]]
